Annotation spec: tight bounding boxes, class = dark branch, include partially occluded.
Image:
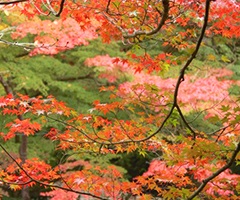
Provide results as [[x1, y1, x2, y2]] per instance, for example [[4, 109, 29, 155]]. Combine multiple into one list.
[[173, 0, 211, 104], [0, 75, 13, 95], [106, 0, 112, 13], [55, 0, 66, 17], [176, 105, 196, 138], [187, 142, 240, 200], [123, 0, 169, 39], [139, 0, 212, 141], [172, 0, 211, 139], [0, 0, 28, 5]]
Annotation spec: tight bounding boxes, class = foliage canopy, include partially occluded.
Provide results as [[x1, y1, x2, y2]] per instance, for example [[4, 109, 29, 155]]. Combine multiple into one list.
[[0, 0, 240, 199]]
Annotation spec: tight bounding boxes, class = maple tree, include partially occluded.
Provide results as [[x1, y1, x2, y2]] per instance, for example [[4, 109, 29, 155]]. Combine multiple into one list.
[[0, 0, 240, 200]]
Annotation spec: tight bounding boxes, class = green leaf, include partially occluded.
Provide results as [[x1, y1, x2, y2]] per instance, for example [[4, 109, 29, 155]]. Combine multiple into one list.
[[221, 105, 230, 112], [112, 1, 120, 8], [207, 115, 220, 124], [236, 160, 240, 166]]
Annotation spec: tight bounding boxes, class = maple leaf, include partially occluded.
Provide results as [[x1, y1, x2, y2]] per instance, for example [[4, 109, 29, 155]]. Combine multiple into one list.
[[10, 184, 21, 191]]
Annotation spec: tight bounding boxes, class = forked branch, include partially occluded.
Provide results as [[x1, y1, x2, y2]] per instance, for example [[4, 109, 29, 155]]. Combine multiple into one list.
[[143, 0, 212, 141]]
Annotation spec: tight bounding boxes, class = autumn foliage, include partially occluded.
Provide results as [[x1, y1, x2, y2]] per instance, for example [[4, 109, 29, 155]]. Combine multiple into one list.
[[0, 0, 240, 199]]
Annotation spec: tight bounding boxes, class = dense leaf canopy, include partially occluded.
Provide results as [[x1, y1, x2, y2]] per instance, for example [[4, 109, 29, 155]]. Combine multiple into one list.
[[0, 0, 239, 200]]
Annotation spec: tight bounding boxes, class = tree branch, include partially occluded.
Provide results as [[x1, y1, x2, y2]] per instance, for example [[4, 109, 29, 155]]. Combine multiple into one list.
[[139, 0, 212, 141], [33, 0, 211, 149], [0, 38, 35, 49], [0, 0, 28, 5], [176, 104, 196, 138], [55, 0, 66, 17], [187, 142, 240, 200], [0, 75, 13, 95], [123, 0, 170, 39], [106, 0, 112, 13], [171, 0, 211, 140], [173, 0, 211, 104], [0, 143, 108, 200]]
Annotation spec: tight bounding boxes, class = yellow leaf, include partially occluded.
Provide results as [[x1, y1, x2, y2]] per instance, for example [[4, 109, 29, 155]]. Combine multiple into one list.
[[207, 54, 216, 61], [0, 23, 8, 31], [221, 55, 231, 63], [138, 149, 147, 157], [10, 184, 21, 191]]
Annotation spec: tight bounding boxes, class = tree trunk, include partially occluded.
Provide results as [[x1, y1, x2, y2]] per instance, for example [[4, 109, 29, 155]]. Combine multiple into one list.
[[19, 135, 30, 200], [21, 186, 30, 200]]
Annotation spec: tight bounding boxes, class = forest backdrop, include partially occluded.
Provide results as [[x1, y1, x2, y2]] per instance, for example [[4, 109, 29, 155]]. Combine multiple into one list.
[[0, 0, 240, 199]]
